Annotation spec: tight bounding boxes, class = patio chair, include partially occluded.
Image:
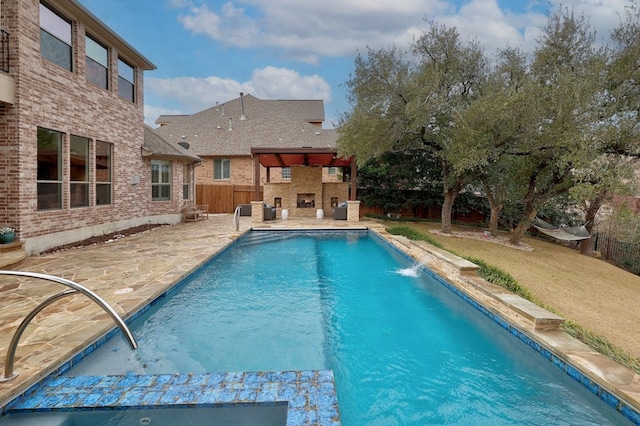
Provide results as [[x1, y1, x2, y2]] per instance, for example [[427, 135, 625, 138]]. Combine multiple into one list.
[[264, 203, 276, 220], [332, 202, 348, 220], [238, 204, 252, 216]]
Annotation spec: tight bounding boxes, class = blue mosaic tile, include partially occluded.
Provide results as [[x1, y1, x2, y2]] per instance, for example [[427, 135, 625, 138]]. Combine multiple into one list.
[[158, 389, 182, 405], [119, 387, 151, 405], [225, 371, 245, 383], [96, 388, 125, 406], [216, 389, 240, 403], [171, 373, 192, 385], [286, 407, 308, 425], [288, 393, 308, 409], [140, 390, 164, 405], [599, 390, 620, 410], [256, 383, 279, 402], [278, 383, 299, 400], [187, 374, 208, 386], [242, 371, 264, 387], [206, 372, 227, 387], [237, 387, 258, 402], [194, 389, 221, 404], [622, 404, 640, 425], [152, 374, 174, 386], [59, 392, 82, 406]]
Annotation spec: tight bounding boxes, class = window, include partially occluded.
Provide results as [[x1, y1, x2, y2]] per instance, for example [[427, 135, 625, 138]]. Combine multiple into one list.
[[118, 58, 135, 102], [86, 36, 108, 89], [182, 164, 190, 200], [40, 2, 72, 70], [37, 127, 63, 210], [96, 141, 112, 205], [214, 158, 230, 180], [152, 160, 171, 201], [70, 135, 89, 207], [328, 167, 337, 175], [282, 167, 291, 179]]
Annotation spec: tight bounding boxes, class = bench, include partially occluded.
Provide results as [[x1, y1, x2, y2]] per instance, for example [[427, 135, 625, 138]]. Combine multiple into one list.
[[183, 202, 209, 222]]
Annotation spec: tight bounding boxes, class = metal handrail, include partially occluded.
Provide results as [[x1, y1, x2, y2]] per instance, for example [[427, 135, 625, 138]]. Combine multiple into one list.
[[233, 204, 241, 232], [0, 271, 138, 382]]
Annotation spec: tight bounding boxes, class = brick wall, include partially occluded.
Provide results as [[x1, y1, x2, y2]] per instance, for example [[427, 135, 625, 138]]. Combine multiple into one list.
[[0, 0, 182, 253]]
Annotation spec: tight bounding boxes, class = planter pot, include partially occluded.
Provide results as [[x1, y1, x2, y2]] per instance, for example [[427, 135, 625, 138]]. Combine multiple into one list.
[[1, 232, 15, 244]]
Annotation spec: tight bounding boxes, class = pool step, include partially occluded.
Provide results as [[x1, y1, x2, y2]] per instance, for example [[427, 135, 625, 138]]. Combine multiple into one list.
[[235, 232, 294, 247]]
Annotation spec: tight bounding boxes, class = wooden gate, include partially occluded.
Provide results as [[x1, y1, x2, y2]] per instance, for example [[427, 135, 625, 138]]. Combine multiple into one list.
[[196, 185, 263, 213]]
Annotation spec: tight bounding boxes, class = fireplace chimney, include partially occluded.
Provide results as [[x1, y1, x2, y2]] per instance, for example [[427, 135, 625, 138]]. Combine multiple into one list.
[[240, 92, 246, 120]]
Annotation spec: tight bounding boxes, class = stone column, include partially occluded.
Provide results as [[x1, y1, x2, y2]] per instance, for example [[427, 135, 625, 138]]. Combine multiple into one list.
[[347, 200, 360, 222], [251, 201, 264, 223]]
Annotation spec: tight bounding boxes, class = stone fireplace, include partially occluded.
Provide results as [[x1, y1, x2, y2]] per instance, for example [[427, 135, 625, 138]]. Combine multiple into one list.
[[263, 165, 349, 218], [297, 193, 315, 208]]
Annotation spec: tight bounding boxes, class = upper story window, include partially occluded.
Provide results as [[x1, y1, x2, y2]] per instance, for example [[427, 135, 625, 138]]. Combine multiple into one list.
[[86, 35, 108, 89], [37, 127, 63, 210], [214, 158, 230, 180], [40, 2, 72, 71], [328, 167, 337, 175], [282, 167, 291, 179], [118, 58, 135, 102]]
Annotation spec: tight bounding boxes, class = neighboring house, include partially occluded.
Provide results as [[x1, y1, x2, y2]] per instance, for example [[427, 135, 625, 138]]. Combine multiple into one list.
[[154, 93, 353, 214], [0, 0, 200, 254]]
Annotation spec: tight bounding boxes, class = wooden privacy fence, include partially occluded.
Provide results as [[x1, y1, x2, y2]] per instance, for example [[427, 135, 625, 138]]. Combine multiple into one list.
[[196, 185, 262, 214], [593, 233, 640, 275]]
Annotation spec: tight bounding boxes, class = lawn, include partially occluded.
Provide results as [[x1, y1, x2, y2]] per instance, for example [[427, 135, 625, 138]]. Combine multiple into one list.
[[386, 220, 640, 370]]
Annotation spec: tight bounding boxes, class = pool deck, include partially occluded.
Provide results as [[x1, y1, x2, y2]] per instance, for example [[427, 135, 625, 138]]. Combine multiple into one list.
[[1, 214, 640, 424]]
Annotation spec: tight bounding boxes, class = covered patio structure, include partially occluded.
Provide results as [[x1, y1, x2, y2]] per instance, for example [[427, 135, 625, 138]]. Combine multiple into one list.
[[250, 147, 360, 221]]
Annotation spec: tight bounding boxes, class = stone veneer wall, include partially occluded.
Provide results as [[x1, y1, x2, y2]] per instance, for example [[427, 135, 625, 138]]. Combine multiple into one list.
[[263, 166, 348, 218]]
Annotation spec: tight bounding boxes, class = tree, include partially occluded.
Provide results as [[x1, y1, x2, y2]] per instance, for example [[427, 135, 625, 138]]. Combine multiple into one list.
[[357, 151, 442, 215], [338, 21, 488, 233], [504, 8, 611, 245]]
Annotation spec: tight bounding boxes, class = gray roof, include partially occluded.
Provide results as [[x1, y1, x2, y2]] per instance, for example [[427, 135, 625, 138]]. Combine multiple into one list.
[[142, 125, 202, 162], [153, 94, 337, 157]]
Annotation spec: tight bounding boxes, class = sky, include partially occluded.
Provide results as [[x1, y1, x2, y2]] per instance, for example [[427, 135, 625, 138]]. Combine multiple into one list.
[[77, 0, 632, 128]]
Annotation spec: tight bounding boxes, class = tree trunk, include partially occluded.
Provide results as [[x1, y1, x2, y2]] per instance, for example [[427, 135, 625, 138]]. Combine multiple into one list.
[[482, 180, 502, 234], [509, 207, 538, 245], [488, 205, 501, 234], [579, 195, 603, 256], [441, 189, 457, 234]]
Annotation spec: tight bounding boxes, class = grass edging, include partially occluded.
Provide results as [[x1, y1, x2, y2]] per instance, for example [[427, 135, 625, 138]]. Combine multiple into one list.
[[387, 226, 640, 375]]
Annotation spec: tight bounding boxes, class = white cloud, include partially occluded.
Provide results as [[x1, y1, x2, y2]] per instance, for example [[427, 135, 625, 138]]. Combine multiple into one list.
[[145, 66, 332, 122], [173, 0, 630, 63], [174, 0, 453, 60]]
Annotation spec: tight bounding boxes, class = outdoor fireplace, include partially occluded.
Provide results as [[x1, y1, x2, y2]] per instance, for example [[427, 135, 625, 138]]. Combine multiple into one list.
[[297, 193, 315, 208]]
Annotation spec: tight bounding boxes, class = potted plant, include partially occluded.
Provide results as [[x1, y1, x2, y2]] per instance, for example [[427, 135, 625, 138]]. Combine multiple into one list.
[[0, 227, 15, 244]]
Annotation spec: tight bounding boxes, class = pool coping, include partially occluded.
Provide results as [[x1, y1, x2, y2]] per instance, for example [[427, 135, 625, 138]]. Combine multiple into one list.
[[1, 221, 640, 425]]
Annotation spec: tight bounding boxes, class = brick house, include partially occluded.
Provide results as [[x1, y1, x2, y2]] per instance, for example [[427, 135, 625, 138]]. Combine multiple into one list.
[[0, 0, 200, 254], [154, 93, 357, 217]]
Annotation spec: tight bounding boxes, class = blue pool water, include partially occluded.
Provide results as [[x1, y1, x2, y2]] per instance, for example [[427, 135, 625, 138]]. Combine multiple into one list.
[[66, 230, 630, 425]]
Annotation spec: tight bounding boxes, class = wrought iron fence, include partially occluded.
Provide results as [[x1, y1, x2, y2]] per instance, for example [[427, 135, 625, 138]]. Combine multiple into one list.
[[593, 233, 640, 275]]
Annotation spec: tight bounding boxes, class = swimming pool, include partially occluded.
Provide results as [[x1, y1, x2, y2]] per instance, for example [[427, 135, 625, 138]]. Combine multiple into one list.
[[5, 230, 635, 424]]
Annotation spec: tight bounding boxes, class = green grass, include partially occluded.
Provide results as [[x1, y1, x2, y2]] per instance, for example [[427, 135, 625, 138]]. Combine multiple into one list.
[[386, 225, 445, 248]]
